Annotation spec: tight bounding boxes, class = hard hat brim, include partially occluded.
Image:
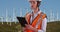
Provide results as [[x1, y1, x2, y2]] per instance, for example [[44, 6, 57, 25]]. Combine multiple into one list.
[[28, 0, 42, 1]]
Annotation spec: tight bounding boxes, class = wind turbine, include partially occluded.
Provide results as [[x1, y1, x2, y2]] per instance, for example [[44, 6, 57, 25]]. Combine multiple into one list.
[[1, 10, 3, 24], [13, 8, 16, 24], [20, 8, 22, 17], [6, 8, 8, 24], [50, 10, 53, 22], [52, 12, 54, 21], [57, 11, 58, 21], [0, 17, 3, 24], [2, 17, 3, 24], [10, 17, 12, 26]]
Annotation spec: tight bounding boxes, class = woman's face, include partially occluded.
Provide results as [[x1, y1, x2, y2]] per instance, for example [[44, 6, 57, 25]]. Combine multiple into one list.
[[29, 1, 38, 10]]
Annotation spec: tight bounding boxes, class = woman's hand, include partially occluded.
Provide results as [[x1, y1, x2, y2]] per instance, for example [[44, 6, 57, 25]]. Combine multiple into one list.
[[22, 24, 38, 32], [25, 24, 33, 29], [25, 24, 38, 32]]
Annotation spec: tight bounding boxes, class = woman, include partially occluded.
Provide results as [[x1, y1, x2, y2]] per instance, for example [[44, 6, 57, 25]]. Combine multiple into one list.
[[22, 0, 47, 32]]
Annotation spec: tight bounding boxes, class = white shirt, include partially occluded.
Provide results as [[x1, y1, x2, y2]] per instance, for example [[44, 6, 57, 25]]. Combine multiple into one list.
[[30, 11, 47, 32]]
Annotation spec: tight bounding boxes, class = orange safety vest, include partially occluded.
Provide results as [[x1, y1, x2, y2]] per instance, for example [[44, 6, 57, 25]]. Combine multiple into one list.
[[25, 12, 46, 32]]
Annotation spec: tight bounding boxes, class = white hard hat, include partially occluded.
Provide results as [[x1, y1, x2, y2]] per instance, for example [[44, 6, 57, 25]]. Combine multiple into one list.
[[28, 0, 42, 1], [37, 0, 42, 1]]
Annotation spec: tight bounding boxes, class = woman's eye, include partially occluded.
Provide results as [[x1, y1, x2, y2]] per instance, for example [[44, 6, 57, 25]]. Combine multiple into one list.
[[29, 1, 36, 4], [33, 1, 35, 4]]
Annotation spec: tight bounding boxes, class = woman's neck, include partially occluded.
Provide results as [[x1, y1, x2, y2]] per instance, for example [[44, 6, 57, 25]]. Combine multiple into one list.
[[33, 7, 39, 14]]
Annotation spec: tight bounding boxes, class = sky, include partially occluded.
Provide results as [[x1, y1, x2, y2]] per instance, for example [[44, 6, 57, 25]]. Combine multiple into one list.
[[0, 0, 60, 21]]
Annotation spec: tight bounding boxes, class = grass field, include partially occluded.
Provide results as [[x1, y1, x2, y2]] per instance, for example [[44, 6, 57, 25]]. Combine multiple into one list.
[[0, 21, 60, 32], [47, 21, 60, 32]]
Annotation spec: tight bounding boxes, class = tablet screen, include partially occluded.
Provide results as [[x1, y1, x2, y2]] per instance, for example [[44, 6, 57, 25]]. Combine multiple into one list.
[[17, 17, 28, 27]]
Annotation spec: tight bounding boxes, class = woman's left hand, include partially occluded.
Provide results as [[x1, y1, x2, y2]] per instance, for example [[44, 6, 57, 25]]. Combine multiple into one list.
[[25, 24, 33, 29], [25, 24, 38, 32]]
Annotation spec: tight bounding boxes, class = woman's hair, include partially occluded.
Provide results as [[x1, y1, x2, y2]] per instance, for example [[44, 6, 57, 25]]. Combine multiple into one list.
[[37, 1, 41, 7]]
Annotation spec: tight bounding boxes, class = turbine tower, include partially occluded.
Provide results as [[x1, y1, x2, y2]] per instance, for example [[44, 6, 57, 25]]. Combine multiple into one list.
[[0, 17, 3, 24], [13, 8, 16, 24], [57, 11, 58, 21], [10, 17, 12, 26], [2, 17, 3, 24], [6, 8, 8, 24], [52, 12, 54, 21], [20, 8, 22, 17], [50, 10, 53, 22], [1, 10, 3, 24]]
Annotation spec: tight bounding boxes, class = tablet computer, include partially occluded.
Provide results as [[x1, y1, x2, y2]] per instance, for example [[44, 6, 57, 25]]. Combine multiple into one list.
[[17, 17, 28, 27]]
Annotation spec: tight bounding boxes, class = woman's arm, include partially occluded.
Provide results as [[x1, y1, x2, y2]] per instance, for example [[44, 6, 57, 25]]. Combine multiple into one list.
[[38, 18, 47, 32]]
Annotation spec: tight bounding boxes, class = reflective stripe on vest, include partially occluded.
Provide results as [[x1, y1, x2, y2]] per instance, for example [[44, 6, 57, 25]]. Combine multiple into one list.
[[37, 14, 46, 30], [26, 12, 46, 32], [31, 12, 42, 27]]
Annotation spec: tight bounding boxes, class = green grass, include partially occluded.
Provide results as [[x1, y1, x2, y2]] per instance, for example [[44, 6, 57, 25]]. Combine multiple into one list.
[[0, 22, 19, 32], [0, 21, 60, 32], [47, 21, 60, 32]]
